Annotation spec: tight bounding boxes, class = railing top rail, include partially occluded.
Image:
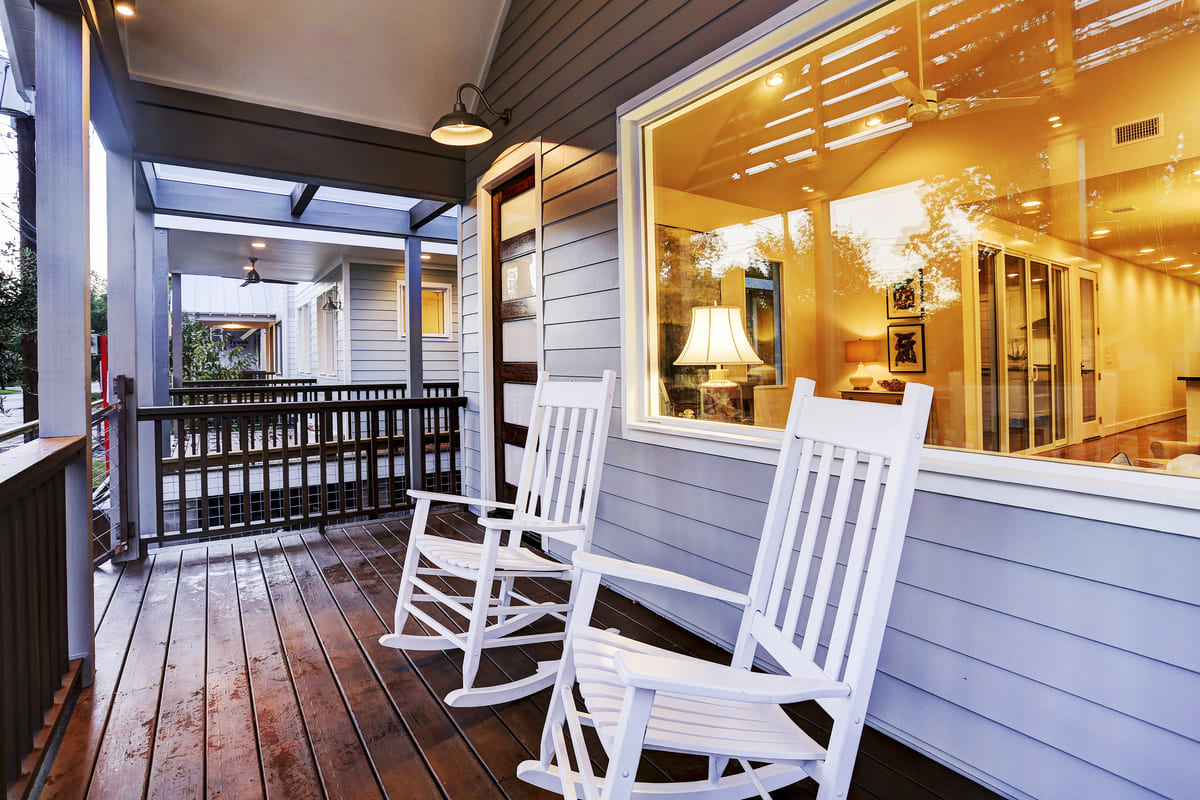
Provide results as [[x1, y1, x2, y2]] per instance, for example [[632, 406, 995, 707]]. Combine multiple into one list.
[[139, 394, 467, 421], [0, 436, 86, 499], [180, 377, 319, 387], [168, 380, 459, 396]]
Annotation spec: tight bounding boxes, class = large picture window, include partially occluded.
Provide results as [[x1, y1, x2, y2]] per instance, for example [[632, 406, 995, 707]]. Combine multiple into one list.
[[631, 0, 1200, 477]]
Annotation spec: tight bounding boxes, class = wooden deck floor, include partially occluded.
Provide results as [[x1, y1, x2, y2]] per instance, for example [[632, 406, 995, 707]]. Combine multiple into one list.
[[40, 511, 999, 800]]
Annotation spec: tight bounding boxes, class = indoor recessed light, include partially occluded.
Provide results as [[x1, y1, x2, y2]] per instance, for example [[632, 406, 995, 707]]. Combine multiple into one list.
[[1047, 115, 1061, 123], [421, 254, 431, 261], [766, 72, 785, 88], [1021, 200, 1042, 208], [1139, 247, 1155, 253], [1091, 228, 1110, 236], [114, 0, 135, 16], [802, 185, 814, 192], [251, 241, 267, 249], [1050, 122, 1063, 129], [866, 116, 883, 128], [1181, 263, 1194, 269], [1161, 256, 1177, 262]]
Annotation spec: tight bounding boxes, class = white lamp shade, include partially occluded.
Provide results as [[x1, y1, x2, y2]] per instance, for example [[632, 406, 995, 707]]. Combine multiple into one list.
[[675, 306, 763, 367]]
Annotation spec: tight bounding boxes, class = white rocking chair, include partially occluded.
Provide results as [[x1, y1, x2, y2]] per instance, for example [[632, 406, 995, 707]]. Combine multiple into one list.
[[380, 370, 616, 707], [518, 378, 932, 800]]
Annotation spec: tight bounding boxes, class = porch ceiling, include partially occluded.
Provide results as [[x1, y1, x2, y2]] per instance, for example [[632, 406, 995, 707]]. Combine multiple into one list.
[[117, 0, 509, 139]]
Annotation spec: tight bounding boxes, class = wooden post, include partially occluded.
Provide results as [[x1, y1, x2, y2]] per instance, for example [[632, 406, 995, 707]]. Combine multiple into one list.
[[405, 236, 425, 491], [35, 4, 95, 680]]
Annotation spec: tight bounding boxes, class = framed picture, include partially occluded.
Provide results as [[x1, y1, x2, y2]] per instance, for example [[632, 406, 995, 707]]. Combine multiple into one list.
[[886, 274, 923, 319], [887, 323, 926, 373]]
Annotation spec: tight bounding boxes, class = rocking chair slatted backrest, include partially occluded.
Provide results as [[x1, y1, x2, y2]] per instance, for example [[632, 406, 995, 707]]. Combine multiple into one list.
[[735, 384, 932, 694], [511, 374, 613, 544]]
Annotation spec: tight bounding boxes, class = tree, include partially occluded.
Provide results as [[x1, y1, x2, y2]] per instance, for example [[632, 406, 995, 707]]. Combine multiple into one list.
[[178, 313, 256, 381], [0, 245, 36, 391]]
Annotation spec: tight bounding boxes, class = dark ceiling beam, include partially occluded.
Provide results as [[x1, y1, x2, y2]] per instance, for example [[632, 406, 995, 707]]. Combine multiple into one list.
[[408, 199, 456, 231], [154, 179, 458, 243], [290, 183, 319, 217], [132, 82, 468, 203]]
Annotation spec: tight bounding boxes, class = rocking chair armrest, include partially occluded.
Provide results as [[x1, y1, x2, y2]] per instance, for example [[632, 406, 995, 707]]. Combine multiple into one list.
[[407, 489, 517, 511], [573, 552, 750, 606], [614, 651, 850, 705], [476, 517, 586, 538]]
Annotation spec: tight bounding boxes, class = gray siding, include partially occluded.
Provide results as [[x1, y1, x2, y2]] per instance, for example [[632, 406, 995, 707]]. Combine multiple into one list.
[[459, 2, 1200, 799], [347, 261, 460, 384]]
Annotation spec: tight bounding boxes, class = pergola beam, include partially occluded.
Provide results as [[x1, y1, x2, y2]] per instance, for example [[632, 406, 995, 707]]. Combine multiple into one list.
[[290, 183, 319, 217], [409, 199, 456, 231], [153, 179, 458, 243]]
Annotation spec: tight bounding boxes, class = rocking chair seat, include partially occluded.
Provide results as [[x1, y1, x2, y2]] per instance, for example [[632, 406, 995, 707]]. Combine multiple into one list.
[[575, 628, 831, 763], [420, 537, 574, 575]]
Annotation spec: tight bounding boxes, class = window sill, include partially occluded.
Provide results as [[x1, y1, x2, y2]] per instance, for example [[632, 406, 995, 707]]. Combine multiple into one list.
[[623, 415, 1200, 538]]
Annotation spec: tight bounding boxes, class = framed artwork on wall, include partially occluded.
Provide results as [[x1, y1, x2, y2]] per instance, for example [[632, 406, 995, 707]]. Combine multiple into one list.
[[886, 274, 923, 319], [887, 323, 926, 373]]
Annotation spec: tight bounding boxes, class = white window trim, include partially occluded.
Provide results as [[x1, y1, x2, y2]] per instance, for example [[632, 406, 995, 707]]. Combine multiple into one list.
[[317, 288, 339, 377], [396, 280, 453, 339], [297, 302, 312, 374], [614, 0, 1200, 537]]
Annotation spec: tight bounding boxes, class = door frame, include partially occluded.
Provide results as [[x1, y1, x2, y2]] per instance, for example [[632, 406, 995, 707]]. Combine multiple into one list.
[[474, 140, 544, 503]]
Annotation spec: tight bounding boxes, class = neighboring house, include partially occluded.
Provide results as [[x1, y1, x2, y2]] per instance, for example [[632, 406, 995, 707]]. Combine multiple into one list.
[[292, 260, 460, 384], [179, 274, 283, 374]]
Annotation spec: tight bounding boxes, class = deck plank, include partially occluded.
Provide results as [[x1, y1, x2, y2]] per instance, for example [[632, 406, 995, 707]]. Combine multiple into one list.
[[42, 556, 156, 800], [88, 551, 182, 799], [256, 537, 385, 800], [204, 543, 266, 800], [231, 538, 324, 800], [147, 548, 209, 800], [283, 533, 445, 799]]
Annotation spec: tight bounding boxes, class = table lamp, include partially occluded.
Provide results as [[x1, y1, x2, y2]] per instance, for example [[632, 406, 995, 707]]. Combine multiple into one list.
[[844, 338, 879, 390], [675, 305, 762, 421]]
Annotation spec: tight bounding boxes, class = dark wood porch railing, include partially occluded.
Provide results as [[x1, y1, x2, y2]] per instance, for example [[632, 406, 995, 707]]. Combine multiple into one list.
[[138, 395, 466, 545], [0, 436, 84, 796], [170, 380, 459, 406]]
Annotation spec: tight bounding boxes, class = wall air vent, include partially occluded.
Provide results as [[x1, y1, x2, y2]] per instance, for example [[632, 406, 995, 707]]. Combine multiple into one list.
[[1112, 115, 1162, 147]]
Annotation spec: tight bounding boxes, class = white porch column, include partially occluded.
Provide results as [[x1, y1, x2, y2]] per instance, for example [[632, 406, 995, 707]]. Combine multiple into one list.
[[105, 146, 141, 561], [405, 236, 425, 489], [35, 4, 94, 677], [170, 270, 183, 387], [134, 221, 166, 546]]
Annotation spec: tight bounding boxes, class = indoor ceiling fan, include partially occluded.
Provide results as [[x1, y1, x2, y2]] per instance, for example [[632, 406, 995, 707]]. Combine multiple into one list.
[[882, 66, 1037, 122], [238, 257, 297, 287]]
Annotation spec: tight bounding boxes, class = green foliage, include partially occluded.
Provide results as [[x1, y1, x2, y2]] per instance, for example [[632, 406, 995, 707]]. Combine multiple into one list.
[[179, 313, 257, 381], [0, 245, 36, 390]]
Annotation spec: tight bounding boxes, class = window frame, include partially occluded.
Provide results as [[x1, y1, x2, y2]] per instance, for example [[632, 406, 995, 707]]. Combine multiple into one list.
[[613, 0, 1200, 532], [396, 280, 453, 340]]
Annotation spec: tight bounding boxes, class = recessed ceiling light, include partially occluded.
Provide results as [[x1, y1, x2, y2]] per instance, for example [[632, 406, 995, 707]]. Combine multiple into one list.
[[243, 263, 254, 271], [114, 0, 135, 16], [802, 185, 814, 192], [1050, 122, 1063, 129], [421, 254, 431, 261], [251, 241, 266, 249], [865, 116, 883, 128], [1021, 200, 1042, 208], [1139, 247, 1155, 253], [1161, 256, 1177, 262], [1047, 115, 1061, 123], [1091, 228, 1110, 236], [766, 72, 785, 88]]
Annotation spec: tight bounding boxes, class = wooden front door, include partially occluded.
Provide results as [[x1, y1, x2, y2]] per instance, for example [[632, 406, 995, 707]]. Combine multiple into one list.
[[490, 168, 538, 503]]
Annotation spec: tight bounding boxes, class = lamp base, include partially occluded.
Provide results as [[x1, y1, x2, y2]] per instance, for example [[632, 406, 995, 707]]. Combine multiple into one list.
[[699, 380, 740, 423], [849, 363, 874, 390]]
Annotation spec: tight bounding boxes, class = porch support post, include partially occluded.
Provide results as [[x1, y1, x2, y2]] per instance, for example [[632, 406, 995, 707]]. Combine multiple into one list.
[[105, 144, 141, 561], [170, 270, 183, 387], [135, 224, 167, 545], [35, 3, 94, 677], [405, 236, 425, 491]]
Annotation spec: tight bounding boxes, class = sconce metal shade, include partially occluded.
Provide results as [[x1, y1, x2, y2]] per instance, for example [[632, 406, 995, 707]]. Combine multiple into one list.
[[430, 83, 512, 146], [322, 291, 341, 312], [431, 104, 494, 146], [675, 306, 763, 367]]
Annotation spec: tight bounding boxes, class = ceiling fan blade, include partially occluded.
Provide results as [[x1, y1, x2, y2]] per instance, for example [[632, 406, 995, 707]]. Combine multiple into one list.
[[261, 278, 298, 285], [882, 67, 928, 105], [239, 278, 252, 288], [939, 95, 1039, 119]]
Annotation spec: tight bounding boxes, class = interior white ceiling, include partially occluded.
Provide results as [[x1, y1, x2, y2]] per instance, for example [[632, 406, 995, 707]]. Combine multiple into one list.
[[119, 0, 510, 136]]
